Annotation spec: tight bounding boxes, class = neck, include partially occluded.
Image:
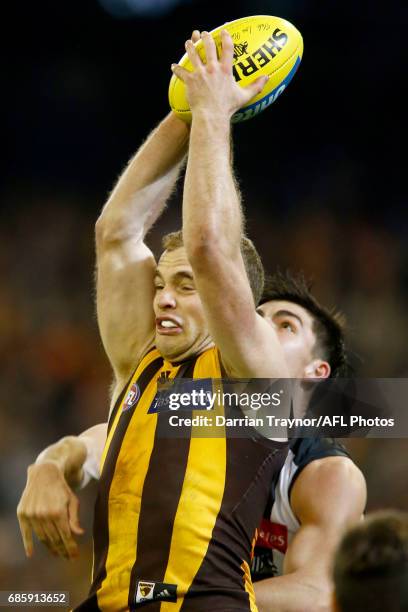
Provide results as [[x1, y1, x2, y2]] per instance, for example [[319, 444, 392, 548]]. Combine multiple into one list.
[[291, 382, 316, 418], [163, 337, 215, 365]]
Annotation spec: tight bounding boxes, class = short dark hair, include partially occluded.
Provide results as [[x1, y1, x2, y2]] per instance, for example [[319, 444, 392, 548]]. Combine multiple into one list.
[[333, 511, 408, 612], [259, 270, 348, 377], [162, 230, 264, 305]]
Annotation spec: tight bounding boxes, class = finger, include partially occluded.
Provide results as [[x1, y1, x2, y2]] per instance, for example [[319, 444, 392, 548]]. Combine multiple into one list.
[[171, 63, 191, 82], [242, 75, 269, 102], [17, 516, 34, 558], [201, 31, 217, 65], [185, 40, 203, 70], [47, 520, 73, 557], [55, 517, 79, 559], [30, 517, 61, 557], [50, 519, 77, 558], [68, 495, 84, 536], [191, 30, 201, 44], [220, 29, 234, 71], [39, 520, 64, 557]]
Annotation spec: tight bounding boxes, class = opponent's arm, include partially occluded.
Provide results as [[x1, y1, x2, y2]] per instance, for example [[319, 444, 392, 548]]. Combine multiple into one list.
[[96, 112, 189, 389], [172, 31, 288, 378], [17, 423, 107, 560], [254, 457, 366, 612]]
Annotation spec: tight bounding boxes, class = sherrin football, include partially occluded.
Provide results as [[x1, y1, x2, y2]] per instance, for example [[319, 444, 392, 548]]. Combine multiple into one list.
[[168, 15, 303, 123]]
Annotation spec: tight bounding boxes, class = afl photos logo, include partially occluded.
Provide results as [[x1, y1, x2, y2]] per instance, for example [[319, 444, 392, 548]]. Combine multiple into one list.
[[123, 382, 141, 412]]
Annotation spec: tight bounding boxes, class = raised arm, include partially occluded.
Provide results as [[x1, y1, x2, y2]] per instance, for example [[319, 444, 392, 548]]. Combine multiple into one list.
[[17, 423, 107, 560], [17, 116, 188, 556], [96, 112, 189, 391], [172, 31, 288, 378], [254, 457, 367, 612]]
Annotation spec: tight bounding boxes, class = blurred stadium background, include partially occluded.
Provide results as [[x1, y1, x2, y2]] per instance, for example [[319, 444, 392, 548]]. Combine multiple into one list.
[[1, 0, 407, 607]]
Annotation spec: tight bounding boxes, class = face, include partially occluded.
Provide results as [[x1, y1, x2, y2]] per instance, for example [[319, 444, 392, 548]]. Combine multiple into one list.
[[257, 300, 330, 379], [153, 247, 213, 362]]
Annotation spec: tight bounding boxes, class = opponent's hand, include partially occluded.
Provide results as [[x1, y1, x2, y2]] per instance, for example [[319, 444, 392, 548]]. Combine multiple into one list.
[[171, 29, 268, 120], [16, 462, 84, 559]]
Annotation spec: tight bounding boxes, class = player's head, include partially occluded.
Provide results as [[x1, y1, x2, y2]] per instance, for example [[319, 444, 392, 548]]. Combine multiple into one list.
[[154, 230, 264, 361], [333, 511, 408, 612], [257, 270, 347, 378]]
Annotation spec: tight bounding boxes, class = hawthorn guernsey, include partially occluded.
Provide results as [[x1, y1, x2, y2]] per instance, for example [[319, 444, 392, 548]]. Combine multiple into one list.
[[169, 15, 303, 122]]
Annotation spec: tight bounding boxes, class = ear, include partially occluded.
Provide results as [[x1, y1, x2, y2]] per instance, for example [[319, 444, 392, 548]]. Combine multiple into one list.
[[303, 359, 331, 379]]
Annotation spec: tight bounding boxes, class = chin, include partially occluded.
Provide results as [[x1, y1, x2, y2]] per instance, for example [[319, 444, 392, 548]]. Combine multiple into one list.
[[156, 335, 186, 361]]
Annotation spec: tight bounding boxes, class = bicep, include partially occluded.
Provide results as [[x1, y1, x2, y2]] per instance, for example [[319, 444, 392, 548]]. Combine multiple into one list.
[[96, 240, 156, 380], [283, 522, 338, 577], [286, 457, 367, 575]]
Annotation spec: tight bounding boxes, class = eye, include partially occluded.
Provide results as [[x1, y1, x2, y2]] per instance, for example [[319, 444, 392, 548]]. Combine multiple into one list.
[[154, 280, 164, 290], [180, 284, 195, 292], [280, 320, 295, 333]]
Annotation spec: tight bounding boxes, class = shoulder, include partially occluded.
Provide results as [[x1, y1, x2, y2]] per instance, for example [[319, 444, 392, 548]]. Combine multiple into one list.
[[194, 346, 223, 377], [110, 347, 163, 411], [286, 438, 349, 493], [291, 453, 366, 527], [273, 438, 351, 527], [275, 438, 350, 500]]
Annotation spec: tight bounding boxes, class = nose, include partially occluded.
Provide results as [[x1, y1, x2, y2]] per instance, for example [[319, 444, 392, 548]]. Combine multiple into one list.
[[157, 288, 177, 310]]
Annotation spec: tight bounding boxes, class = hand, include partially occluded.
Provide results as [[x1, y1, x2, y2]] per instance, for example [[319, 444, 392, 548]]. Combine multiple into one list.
[[190, 29, 201, 44], [171, 29, 268, 120], [16, 462, 84, 559]]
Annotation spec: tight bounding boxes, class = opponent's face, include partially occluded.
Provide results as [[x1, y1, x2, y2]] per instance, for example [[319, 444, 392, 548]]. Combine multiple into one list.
[[257, 300, 330, 379], [153, 247, 213, 362]]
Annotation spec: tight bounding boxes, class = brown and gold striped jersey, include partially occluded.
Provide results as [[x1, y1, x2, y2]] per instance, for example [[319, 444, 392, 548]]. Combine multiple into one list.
[[75, 347, 288, 611]]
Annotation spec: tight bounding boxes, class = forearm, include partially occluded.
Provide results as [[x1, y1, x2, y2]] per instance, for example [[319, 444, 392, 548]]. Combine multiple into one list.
[[97, 112, 189, 243], [35, 423, 107, 489], [254, 574, 331, 612], [183, 111, 242, 259]]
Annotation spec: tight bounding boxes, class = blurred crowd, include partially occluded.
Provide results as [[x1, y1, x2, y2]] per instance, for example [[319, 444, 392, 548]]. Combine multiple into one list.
[[1, 186, 407, 606]]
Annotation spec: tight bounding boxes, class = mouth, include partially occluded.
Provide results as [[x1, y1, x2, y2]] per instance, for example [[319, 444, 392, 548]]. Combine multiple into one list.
[[156, 316, 183, 335]]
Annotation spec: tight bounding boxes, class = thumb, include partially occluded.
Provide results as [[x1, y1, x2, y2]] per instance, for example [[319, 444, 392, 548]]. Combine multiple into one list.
[[243, 75, 269, 102], [68, 494, 84, 535]]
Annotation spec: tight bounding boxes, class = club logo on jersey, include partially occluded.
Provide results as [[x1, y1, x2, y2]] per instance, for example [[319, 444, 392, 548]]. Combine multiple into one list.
[[135, 581, 177, 604], [123, 382, 141, 412], [136, 582, 154, 601], [257, 518, 288, 554]]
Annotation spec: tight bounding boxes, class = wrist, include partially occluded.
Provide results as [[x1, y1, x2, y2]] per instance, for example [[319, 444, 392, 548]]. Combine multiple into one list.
[[191, 109, 231, 134], [165, 110, 190, 130], [35, 451, 65, 471], [190, 112, 231, 163], [28, 460, 64, 479], [34, 436, 86, 481], [162, 112, 190, 145]]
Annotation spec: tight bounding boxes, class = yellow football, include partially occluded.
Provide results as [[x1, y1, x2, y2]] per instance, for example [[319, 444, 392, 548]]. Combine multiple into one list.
[[168, 15, 303, 123]]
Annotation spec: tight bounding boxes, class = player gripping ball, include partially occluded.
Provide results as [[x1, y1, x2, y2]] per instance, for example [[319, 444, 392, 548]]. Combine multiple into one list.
[[169, 15, 303, 123]]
